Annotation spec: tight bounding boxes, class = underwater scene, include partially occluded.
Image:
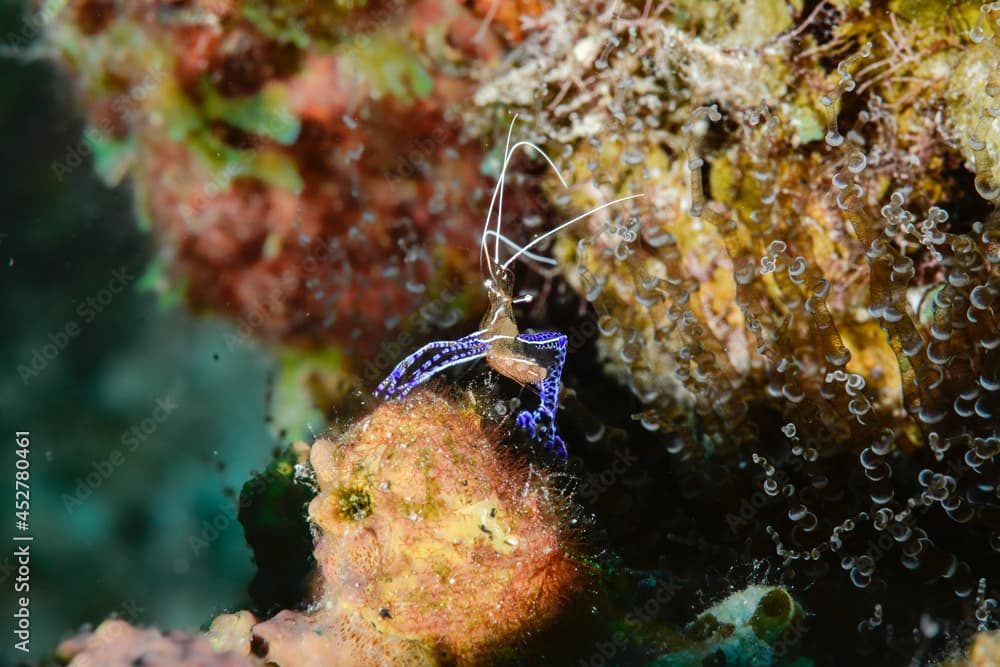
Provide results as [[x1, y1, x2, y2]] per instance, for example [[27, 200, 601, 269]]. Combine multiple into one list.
[[3, 0, 1000, 665]]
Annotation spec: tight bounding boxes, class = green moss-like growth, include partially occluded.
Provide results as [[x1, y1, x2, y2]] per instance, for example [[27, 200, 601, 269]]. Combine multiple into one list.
[[238, 442, 316, 615], [242, 0, 392, 49], [199, 79, 301, 145], [336, 486, 373, 520]]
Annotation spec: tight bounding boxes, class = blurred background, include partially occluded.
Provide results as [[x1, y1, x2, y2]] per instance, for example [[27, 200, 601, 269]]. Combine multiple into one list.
[[1, 2, 280, 662]]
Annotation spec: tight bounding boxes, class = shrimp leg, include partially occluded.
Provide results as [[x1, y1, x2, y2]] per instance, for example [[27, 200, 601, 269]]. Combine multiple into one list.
[[515, 331, 568, 458], [376, 331, 486, 399]]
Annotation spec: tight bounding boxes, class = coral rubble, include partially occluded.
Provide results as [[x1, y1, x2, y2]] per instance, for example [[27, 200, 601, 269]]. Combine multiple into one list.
[[653, 585, 805, 667], [58, 390, 581, 665]]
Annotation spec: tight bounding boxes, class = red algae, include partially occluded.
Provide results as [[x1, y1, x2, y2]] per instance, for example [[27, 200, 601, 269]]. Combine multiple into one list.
[[47, 0, 550, 357]]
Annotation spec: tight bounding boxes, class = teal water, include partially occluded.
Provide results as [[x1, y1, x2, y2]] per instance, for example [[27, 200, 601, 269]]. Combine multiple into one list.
[[1, 4, 279, 661]]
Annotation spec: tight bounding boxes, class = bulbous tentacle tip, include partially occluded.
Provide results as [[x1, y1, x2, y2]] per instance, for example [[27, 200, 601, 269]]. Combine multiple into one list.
[[515, 409, 566, 458], [516, 410, 536, 437], [549, 435, 567, 460]]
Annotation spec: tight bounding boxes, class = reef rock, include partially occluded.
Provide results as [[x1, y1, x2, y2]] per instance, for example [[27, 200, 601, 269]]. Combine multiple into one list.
[[56, 618, 260, 667]]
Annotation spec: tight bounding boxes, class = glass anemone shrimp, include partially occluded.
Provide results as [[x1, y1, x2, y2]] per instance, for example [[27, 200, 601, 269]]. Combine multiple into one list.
[[375, 118, 642, 459]]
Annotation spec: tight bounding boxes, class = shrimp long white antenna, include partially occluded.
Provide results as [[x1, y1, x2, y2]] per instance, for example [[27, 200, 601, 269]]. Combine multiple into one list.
[[501, 193, 645, 270], [480, 116, 569, 282], [382, 117, 610, 460], [480, 116, 519, 283], [492, 139, 568, 266], [483, 230, 558, 266]]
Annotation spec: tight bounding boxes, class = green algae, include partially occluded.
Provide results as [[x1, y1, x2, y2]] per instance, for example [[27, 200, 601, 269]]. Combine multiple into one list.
[[343, 35, 434, 101], [199, 80, 301, 145], [86, 130, 134, 187], [269, 348, 348, 444], [238, 442, 316, 613], [336, 486, 373, 520], [241, 0, 376, 49]]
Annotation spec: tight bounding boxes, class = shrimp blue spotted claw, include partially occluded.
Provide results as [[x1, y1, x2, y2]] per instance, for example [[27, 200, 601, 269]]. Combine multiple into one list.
[[375, 332, 490, 400], [374, 321, 569, 458], [511, 331, 568, 458], [374, 116, 642, 459]]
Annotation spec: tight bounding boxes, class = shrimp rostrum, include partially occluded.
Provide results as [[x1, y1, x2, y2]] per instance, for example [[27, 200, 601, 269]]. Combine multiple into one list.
[[375, 118, 642, 459]]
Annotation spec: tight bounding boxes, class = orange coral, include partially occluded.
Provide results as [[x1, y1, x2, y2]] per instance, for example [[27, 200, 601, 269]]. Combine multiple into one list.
[[248, 389, 581, 664]]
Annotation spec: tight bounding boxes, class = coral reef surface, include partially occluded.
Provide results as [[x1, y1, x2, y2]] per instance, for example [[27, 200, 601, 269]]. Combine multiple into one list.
[[40, 0, 1000, 664], [56, 619, 258, 666], [46, 0, 552, 358]]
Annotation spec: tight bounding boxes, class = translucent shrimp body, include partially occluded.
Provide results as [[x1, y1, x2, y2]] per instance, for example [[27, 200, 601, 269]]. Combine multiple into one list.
[[375, 118, 642, 458]]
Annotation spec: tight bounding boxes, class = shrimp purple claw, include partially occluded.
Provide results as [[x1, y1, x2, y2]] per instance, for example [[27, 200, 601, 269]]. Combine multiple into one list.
[[375, 333, 488, 399], [374, 115, 643, 459], [513, 330, 569, 457]]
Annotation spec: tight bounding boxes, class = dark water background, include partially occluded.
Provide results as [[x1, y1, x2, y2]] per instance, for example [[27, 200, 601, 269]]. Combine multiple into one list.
[[1, 3, 280, 662]]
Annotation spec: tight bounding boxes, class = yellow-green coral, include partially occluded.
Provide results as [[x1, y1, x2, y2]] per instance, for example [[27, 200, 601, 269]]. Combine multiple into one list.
[[471, 0, 997, 452]]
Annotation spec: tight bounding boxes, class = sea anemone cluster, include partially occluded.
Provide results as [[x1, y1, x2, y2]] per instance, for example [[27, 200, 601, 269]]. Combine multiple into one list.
[[470, 0, 1000, 660]]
